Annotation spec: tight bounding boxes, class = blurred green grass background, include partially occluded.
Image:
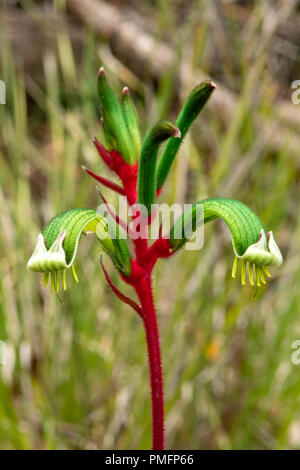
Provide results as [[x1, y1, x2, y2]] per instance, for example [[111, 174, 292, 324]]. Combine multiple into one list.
[[0, 0, 300, 449]]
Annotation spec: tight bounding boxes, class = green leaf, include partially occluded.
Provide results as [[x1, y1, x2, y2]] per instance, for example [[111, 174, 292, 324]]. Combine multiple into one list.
[[138, 120, 180, 215], [156, 81, 216, 190]]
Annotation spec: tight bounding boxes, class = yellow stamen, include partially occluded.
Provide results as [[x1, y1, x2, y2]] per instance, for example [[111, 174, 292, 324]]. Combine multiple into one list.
[[62, 270, 67, 291], [72, 264, 79, 283], [262, 265, 271, 278], [248, 262, 255, 286], [259, 267, 266, 284], [41, 272, 49, 288], [232, 256, 238, 279], [56, 271, 60, 293], [255, 266, 261, 287], [51, 272, 56, 293], [241, 259, 246, 285]]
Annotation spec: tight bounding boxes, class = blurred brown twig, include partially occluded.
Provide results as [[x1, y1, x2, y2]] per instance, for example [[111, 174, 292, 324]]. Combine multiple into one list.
[[66, 0, 300, 153]]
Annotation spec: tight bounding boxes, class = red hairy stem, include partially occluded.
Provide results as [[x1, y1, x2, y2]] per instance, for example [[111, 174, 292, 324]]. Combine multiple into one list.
[[92, 139, 165, 449], [122, 234, 165, 449], [134, 277, 165, 450], [144, 238, 173, 272], [116, 150, 165, 449], [133, 218, 149, 264], [123, 236, 165, 449]]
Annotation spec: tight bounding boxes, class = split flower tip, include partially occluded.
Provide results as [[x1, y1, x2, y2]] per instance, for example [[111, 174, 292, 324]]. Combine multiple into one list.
[[122, 86, 129, 96], [172, 127, 181, 139], [231, 229, 281, 287], [27, 230, 80, 293], [98, 66, 105, 77], [27, 231, 67, 273]]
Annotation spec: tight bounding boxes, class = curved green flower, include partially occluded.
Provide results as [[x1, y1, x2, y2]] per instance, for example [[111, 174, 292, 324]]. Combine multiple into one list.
[[27, 208, 131, 293], [169, 198, 283, 286]]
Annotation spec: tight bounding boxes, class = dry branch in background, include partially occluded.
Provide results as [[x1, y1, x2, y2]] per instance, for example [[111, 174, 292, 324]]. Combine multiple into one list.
[[65, 0, 300, 144], [3, 1, 300, 154]]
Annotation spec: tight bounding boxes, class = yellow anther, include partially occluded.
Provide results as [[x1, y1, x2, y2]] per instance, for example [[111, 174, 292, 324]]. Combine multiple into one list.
[[56, 271, 60, 293], [51, 272, 56, 293], [62, 270, 67, 291], [262, 265, 271, 278], [41, 272, 49, 288], [232, 256, 238, 279], [255, 266, 261, 287], [248, 263, 255, 286], [241, 259, 246, 285], [72, 264, 79, 283], [259, 267, 266, 284]]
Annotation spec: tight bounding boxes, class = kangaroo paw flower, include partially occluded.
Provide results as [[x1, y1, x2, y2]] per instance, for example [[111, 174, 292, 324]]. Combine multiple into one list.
[[169, 198, 283, 287], [27, 208, 132, 293], [231, 229, 282, 286]]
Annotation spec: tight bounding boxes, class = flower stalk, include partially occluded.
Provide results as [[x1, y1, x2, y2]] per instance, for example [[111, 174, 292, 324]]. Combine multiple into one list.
[[27, 68, 283, 449], [135, 278, 164, 450]]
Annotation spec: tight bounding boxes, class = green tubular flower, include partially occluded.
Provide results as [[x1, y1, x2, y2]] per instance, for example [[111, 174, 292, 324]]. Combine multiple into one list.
[[97, 68, 136, 164], [169, 198, 283, 287], [156, 81, 216, 190], [121, 87, 142, 159], [27, 208, 131, 293], [138, 120, 180, 215]]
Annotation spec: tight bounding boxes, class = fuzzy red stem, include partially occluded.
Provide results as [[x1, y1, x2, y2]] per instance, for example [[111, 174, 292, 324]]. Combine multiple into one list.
[[135, 277, 165, 450], [123, 167, 165, 449], [92, 139, 166, 449]]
